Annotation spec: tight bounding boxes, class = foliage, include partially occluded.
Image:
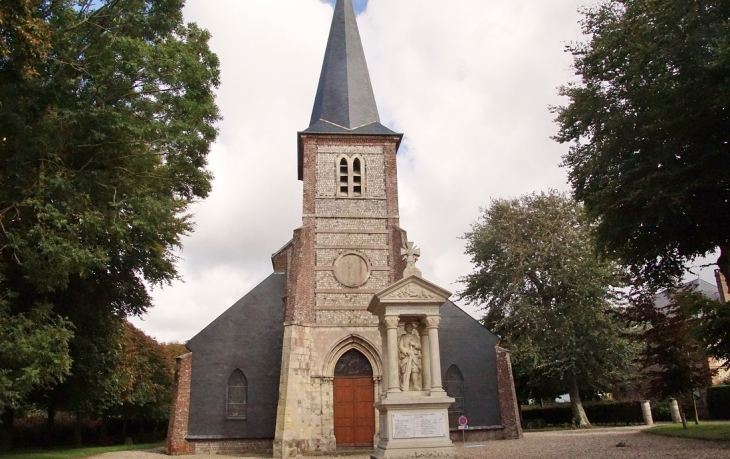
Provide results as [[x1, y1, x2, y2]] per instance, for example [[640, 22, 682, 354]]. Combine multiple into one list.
[[626, 289, 715, 400], [460, 190, 639, 426], [707, 385, 730, 420], [38, 320, 173, 426], [109, 322, 173, 422], [695, 294, 730, 369], [646, 421, 730, 441], [0, 442, 163, 459], [0, 0, 219, 412], [553, 0, 730, 291], [161, 342, 189, 370], [0, 307, 73, 409]]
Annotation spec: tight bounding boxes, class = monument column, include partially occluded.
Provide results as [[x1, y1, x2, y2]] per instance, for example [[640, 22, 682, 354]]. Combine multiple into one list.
[[418, 322, 431, 390], [384, 315, 401, 392], [426, 316, 444, 392]]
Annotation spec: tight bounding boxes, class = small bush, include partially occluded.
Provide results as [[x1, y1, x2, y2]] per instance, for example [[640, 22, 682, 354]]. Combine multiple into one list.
[[707, 385, 730, 420], [521, 401, 645, 427]]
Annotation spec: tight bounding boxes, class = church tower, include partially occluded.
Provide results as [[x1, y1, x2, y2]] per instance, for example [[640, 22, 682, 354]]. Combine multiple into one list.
[[272, 0, 406, 455]]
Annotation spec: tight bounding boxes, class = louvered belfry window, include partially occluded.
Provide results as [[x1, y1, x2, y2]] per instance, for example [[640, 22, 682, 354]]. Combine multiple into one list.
[[337, 155, 364, 197], [227, 369, 248, 419]]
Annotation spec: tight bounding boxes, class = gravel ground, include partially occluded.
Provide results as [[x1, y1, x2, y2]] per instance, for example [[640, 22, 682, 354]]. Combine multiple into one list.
[[93, 426, 730, 458]]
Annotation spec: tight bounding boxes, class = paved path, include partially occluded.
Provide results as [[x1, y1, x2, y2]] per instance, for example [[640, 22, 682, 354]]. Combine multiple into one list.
[[94, 426, 730, 458]]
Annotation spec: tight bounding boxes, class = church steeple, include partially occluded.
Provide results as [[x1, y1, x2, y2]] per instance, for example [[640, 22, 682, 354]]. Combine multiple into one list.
[[304, 0, 395, 135]]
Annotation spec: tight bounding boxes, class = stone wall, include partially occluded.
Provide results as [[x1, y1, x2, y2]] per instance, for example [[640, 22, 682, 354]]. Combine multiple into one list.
[[189, 439, 272, 456], [449, 426, 505, 442], [166, 353, 192, 455]]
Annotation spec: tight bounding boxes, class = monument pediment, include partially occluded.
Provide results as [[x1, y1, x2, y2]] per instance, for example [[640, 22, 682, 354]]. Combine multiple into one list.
[[368, 275, 451, 315]]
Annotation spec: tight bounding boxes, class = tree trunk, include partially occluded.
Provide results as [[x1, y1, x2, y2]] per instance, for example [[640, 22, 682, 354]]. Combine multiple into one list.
[[692, 393, 699, 425], [44, 404, 56, 449], [100, 415, 108, 446], [74, 410, 82, 447], [0, 407, 14, 451], [569, 377, 591, 427], [717, 245, 730, 296]]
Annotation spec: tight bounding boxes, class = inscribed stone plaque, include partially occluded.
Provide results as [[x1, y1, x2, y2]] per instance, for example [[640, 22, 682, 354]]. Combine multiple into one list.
[[392, 413, 445, 439]]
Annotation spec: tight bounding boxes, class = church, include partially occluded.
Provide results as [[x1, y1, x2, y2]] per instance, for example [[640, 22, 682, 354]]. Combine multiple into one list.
[[166, 1, 522, 456]]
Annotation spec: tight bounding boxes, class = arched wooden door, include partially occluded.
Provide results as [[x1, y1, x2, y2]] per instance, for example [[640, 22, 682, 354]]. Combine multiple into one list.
[[333, 349, 375, 447]]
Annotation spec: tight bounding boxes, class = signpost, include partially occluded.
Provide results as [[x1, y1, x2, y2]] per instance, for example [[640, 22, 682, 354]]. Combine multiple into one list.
[[457, 416, 468, 443]]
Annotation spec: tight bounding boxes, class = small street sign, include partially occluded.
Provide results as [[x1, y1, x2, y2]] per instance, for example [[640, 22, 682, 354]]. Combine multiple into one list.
[[458, 415, 468, 426], [458, 425, 468, 430]]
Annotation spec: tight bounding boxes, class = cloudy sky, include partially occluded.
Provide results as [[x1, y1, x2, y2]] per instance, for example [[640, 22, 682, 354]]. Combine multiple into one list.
[[131, 0, 718, 343]]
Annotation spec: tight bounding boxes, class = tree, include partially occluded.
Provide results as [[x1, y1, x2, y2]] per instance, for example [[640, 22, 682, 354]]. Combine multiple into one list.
[[626, 289, 716, 428], [553, 0, 730, 291], [0, 0, 220, 445], [694, 284, 730, 374], [460, 191, 638, 426], [0, 305, 73, 450]]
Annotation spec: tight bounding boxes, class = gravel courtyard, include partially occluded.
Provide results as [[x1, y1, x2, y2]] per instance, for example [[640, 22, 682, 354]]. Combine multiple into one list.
[[94, 426, 730, 459]]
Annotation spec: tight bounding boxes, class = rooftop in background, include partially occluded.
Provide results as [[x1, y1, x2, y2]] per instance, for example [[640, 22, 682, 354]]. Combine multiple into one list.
[[654, 278, 721, 308]]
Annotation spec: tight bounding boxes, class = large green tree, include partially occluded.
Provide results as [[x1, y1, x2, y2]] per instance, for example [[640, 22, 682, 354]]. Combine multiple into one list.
[[0, 0, 220, 430], [553, 0, 730, 291], [461, 191, 638, 426]]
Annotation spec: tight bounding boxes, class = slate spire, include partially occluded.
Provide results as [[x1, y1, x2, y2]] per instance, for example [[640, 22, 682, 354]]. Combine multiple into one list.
[[304, 0, 395, 135]]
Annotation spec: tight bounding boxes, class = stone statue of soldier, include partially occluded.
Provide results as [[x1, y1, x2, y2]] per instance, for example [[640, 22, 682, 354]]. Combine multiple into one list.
[[398, 322, 422, 391]]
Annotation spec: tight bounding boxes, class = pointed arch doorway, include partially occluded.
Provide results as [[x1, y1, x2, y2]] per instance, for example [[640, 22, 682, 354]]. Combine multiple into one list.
[[333, 349, 375, 447]]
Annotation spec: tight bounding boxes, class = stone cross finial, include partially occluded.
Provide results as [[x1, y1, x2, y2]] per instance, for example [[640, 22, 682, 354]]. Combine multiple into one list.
[[401, 241, 422, 277]]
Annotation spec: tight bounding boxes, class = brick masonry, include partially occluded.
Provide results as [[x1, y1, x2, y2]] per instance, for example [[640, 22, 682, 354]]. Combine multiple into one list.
[[496, 347, 523, 440], [166, 353, 193, 455]]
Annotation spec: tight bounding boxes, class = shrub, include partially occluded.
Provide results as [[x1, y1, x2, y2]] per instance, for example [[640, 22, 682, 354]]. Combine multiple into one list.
[[651, 400, 672, 422], [707, 385, 730, 420], [521, 401, 645, 427]]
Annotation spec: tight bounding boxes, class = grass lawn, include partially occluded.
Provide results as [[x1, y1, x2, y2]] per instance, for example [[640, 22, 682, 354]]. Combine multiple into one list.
[[646, 421, 730, 441], [0, 442, 163, 459]]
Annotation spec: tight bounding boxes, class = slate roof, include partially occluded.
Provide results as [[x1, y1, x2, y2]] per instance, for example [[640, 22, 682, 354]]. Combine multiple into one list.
[[186, 274, 286, 439], [304, 0, 395, 135], [654, 278, 720, 308], [439, 300, 502, 427]]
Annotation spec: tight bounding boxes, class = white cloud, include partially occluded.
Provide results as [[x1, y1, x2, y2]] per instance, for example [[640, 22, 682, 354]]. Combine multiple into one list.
[[131, 0, 719, 342]]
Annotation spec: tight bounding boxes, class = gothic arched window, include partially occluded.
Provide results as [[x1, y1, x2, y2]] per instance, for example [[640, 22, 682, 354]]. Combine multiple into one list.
[[445, 365, 466, 418], [227, 369, 248, 419], [336, 155, 364, 198]]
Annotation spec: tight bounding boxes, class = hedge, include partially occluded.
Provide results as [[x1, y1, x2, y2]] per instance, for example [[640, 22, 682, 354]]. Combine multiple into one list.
[[707, 385, 730, 420], [521, 401, 644, 427]]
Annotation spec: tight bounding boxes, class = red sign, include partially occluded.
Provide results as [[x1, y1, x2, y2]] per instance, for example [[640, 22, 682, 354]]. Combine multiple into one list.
[[458, 415, 468, 426]]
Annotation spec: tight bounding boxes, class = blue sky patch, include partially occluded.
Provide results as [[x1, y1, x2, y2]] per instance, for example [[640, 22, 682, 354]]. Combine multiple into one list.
[[323, 0, 368, 15]]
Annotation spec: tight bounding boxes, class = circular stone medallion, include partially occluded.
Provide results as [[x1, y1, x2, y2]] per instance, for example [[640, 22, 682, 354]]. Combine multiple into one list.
[[333, 252, 371, 288]]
